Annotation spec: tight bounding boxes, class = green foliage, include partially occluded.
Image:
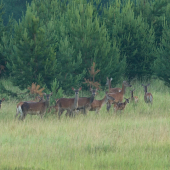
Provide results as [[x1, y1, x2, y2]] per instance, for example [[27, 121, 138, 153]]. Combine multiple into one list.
[[2, 0, 32, 25], [50, 78, 63, 105], [62, 1, 125, 86], [153, 22, 170, 86], [0, 2, 13, 78], [133, 0, 169, 45], [104, 0, 155, 80], [6, 3, 58, 90]]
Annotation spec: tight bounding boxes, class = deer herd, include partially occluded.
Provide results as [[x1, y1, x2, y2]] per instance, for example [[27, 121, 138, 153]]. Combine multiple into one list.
[[0, 78, 153, 120]]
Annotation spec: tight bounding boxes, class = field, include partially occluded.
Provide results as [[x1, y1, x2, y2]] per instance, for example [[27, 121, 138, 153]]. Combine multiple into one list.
[[0, 79, 170, 170]]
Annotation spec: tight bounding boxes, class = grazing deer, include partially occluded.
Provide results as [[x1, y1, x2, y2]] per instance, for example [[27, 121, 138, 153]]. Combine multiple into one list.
[[15, 96, 44, 119], [130, 89, 139, 103], [19, 93, 52, 120], [106, 81, 132, 112], [76, 88, 98, 115], [142, 84, 153, 104], [106, 77, 121, 93], [56, 87, 82, 118], [89, 94, 115, 114], [114, 98, 130, 113], [0, 98, 5, 109]]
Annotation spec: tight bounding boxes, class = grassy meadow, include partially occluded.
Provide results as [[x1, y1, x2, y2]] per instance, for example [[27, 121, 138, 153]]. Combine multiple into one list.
[[0, 79, 170, 170]]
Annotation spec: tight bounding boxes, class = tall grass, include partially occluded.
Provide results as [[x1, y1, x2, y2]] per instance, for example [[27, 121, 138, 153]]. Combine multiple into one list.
[[0, 79, 170, 170]]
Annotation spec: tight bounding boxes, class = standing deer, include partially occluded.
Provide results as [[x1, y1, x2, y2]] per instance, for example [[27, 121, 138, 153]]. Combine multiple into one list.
[[15, 96, 44, 119], [106, 81, 132, 112], [89, 94, 115, 114], [130, 89, 139, 103], [19, 93, 52, 120], [114, 98, 130, 113], [106, 77, 121, 93], [77, 88, 98, 115], [142, 84, 153, 104], [56, 87, 82, 118], [0, 98, 5, 109]]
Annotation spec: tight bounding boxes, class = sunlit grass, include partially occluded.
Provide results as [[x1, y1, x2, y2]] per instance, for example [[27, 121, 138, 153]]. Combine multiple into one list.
[[0, 79, 170, 170]]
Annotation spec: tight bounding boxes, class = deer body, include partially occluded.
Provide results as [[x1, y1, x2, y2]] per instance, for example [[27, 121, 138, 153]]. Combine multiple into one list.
[[20, 93, 52, 120], [0, 98, 5, 109], [107, 81, 131, 111], [142, 84, 153, 104], [15, 96, 43, 119], [114, 98, 130, 113], [106, 77, 121, 93], [56, 87, 82, 117], [76, 88, 97, 115], [89, 94, 115, 113], [130, 89, 139, 103]]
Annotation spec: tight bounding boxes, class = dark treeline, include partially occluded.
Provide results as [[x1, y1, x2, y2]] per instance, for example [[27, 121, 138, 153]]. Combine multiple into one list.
[[0, 0, 170, 95]]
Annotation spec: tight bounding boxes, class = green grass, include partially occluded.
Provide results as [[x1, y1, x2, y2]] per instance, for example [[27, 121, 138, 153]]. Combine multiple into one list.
[[0, 79, 170, 170]]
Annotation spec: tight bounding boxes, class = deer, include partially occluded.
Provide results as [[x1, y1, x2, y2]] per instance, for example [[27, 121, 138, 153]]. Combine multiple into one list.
[[19, 93, 52, 120], [130, 89, 139, 103], [106, 81, 132, 112], [76, 88, 98, 115], [114, 98, 130, 113], [106, 77, 121, 93], [142, 84, 153, 104], [55, 87, 82, 118], [0, 98, 5, 109], [89, 93, 115, 114], [15, 96, 44, 119]]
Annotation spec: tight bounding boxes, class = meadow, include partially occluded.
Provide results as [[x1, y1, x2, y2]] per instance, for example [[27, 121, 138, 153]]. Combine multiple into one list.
[[0, 79, 170, 170]]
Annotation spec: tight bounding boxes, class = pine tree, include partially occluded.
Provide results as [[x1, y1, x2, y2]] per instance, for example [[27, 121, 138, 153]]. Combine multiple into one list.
[[153, 22, 170, 86], [6, 2, 58, 90], [61, 1, 125, 86], [0, 2, 13, 78], [103, 0, 155, 80]]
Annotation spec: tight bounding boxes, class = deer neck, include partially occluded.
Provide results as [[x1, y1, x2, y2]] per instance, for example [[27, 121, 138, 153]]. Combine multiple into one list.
[[90, 94, 95, 104], [109, 80, 111, 90], [120, 83, 126, 95], [44, 98, 50, 108], [74, 93, 79, 107]]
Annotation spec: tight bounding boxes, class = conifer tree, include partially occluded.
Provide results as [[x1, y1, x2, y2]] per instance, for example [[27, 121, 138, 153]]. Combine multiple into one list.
[[103, 0, 155, 80], [6, 3, 58, 90], [62, 1, 125, 86], [153, 22, 170, 86], [0, 2, 13, 78]]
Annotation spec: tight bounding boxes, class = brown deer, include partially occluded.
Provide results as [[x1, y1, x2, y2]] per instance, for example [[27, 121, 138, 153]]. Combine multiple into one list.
[[0, 98, 5, 109], [130, 89, 139, 103], [76, 88, 98, 115], [142, 84, 153, 104], [89, 94, 115, 113], [56, 87, 82, 118], [114, 98, 130, 113], [15, 96, 44, 119], [106, 77, 121, 93], [19, 93, 52, 120], [106, 81, 132, 112]]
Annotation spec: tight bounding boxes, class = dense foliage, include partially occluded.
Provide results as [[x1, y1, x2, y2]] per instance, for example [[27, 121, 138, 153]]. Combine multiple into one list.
[[0, 0, 170, 93]]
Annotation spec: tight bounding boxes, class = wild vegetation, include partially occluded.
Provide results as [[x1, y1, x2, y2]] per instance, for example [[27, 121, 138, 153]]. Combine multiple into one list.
[[0, 0, 170, 169], [0, 79, 170, 170]]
